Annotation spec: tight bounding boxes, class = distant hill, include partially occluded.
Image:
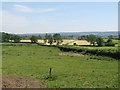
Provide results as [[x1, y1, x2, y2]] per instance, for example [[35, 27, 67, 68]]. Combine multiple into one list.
[[18, 31, 118, 37], [59, 31, 118, 37]]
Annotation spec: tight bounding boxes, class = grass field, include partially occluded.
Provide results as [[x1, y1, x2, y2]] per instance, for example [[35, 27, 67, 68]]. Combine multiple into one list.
[[2, 44, 118, 88], [70, 45, 118, 52]]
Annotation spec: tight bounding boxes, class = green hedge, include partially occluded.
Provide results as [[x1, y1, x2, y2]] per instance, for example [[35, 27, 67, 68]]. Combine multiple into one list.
[[55, 45, 120, 59]]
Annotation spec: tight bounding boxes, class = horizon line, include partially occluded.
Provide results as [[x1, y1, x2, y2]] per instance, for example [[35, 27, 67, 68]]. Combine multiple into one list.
[[1, 30, 118, 34]]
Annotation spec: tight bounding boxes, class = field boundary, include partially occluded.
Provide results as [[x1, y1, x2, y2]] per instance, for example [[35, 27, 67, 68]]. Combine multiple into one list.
[[39, 44, 120, 60], [2, 43, 120, 59]]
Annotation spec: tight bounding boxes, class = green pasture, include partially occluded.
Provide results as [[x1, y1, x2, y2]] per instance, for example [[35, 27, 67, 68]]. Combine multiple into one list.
[[2, 44, 118, 88]]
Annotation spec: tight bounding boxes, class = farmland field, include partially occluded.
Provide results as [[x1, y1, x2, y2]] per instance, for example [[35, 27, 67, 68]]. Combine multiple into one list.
[[20, 39, 90, 45], [2, 43, 119, 88]]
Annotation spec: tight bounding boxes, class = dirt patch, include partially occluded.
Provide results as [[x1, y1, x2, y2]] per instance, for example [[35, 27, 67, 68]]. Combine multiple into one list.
[[2, 76, 47, 88], [58, 53, 84, 57]]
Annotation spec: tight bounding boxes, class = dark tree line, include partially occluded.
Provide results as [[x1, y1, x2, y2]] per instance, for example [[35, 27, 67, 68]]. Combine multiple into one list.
[[44, 33, 63, 45], [1, 32, 115, 46], [85, 34, 115, 46], [1, 32, 21, 43], [77, 34, 115, 46], [1, 32, 63, 45], [30, 33, 63, 45]]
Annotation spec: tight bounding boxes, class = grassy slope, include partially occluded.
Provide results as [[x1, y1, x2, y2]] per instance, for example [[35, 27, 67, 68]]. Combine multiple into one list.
[[66, 45, 118, 52], [2, 45, 118, 88], [80, 46, 118, 50]]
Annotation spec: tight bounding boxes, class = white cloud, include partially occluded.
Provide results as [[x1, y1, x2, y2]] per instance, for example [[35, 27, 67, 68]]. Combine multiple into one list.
[[14, 4, 33, 13], [37, 8, 57, 13], [14, 4, 57, 13]]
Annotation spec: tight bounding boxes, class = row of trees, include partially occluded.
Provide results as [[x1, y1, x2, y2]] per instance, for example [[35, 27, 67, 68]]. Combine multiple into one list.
[[0, 32, 21, 43], [85, 34, 115, 46], [44, 33, 63, 45], [78, 35, 118, 40], [1, 32, 63, 45], [30, 33, 63, 45], [1, 32, 115, 46]]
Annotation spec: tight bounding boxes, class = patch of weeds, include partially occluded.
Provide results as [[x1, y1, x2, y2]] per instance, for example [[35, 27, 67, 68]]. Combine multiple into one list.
[[80, 52, 86, 55], [47, 58, 51, 60], [90, 56, 97, 60], [49, 50, 52, 52], [33, 52, 35, 54], [44, 68, 57, 81], [89, 56, 115, 61], [31, 74, 34, 76], [96, 56, 115, 61], [44, 74, 57, 81], [17, 53, 20, 56]]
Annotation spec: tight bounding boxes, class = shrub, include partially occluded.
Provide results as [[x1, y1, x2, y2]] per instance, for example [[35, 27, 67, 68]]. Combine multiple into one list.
[[73, 43, 77, 45], [105, 38, 115, 46]]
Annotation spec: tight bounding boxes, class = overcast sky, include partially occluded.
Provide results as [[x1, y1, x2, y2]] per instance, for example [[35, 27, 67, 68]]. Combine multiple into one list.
[[1, 2, 118, 34]]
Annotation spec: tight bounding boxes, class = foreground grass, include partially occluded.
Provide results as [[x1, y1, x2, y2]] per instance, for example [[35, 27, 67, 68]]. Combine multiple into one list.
[[2, 44, 118, 88]]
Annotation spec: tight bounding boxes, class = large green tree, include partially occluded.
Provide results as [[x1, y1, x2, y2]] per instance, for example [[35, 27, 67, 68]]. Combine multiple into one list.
[[44, 34, 48, 44], [9, 34, 15, 42], [14, 35, 21, 43], [53, 33, 62, 45], [96, 37, 104, 46], [48, 34, 53, 45], [30, 36, 38, 43], [105, 38, 115, 46], [37, 35, 42, 39], [86, 34, 97, 46], [1, 32, 21, 43], [2, 32, 10, 42]]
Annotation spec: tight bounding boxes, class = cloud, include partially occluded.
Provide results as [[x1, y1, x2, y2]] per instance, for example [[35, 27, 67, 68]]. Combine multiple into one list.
[[37, 8, 57, 13], [14, 4, 33, 13], [14, 4, 57, 13]]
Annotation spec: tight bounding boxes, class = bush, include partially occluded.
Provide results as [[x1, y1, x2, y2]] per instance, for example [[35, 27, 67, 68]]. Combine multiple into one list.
[[105, 42, 115, 46], [105, 38, 115, 46], [73, 43, 77, 45], [56, 45, 119, 59]]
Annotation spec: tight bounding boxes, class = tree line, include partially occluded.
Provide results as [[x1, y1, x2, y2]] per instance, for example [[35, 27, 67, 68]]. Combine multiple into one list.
[[78, 34, 115, 46], [0, 32, 63, 45], [0, 32, 21, 43], [30, 33, 63, 45], [1, 32, 115, 46]]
